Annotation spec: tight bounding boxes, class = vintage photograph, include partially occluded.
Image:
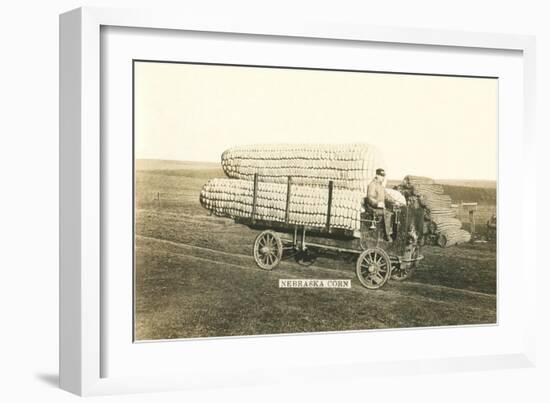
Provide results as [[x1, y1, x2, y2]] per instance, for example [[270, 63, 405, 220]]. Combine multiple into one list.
[[133, 61, 497, 341]]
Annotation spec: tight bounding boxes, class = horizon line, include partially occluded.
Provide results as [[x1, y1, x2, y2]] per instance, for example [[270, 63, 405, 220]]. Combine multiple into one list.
[[135, 158, 497, 182]]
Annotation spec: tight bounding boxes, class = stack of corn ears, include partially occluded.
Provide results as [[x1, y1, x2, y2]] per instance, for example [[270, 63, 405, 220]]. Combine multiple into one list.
[[429, 216, 462, 233], [437, 229, 471, 247], [221, 143, 385, 193], [419, 193, 452, 211], [401, 175, 470, 247], [200, 178, 363, 231]]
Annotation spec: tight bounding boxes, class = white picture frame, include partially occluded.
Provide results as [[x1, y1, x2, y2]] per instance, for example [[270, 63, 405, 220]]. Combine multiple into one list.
[[59, 6, 537, 396]]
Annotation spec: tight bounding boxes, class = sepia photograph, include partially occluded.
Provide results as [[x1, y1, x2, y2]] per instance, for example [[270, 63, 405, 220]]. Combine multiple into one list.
[[133, 60, 498, 341]]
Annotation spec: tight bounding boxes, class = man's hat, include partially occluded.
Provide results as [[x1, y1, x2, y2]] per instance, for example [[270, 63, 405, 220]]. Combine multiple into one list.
[[376, 168, 386, 177]]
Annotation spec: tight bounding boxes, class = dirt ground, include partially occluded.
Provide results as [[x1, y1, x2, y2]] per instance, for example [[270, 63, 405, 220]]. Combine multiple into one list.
[[134, 165, 497, 340]]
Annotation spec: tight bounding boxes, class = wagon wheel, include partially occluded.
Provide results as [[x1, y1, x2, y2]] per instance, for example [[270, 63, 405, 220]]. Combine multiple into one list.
[[390, 247, 419, 281], [253, 230, 283, 270], [356, 247, 392, 289]]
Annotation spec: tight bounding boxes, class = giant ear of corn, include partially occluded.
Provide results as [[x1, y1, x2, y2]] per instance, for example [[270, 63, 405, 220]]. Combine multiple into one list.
[[400, 175, 471, 247], [200, 178, 364, 233], [221, 143, 385, 192]]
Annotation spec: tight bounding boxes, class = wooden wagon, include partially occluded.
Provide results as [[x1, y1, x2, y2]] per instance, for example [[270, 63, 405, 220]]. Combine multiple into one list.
[[236, 174, 425, 290]]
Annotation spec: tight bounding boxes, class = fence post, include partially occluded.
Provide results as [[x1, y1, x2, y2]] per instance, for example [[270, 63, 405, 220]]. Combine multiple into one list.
[[251, 173, 258, 223], [326, 180, 334, 231]]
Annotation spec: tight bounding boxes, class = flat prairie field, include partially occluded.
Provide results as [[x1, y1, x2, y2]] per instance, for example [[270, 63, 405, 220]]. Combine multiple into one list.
[[134, 161, 497, 341]]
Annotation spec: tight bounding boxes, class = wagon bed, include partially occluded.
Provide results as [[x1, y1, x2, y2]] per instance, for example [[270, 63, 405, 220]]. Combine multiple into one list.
[[231, 173, 424, 289]]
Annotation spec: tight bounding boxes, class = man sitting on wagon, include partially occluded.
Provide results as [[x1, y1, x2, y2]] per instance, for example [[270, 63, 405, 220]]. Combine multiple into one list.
[[366, 168, 393, 241]]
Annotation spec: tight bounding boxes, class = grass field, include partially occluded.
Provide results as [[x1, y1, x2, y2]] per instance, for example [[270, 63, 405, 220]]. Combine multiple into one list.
[[135, 160, 497, 340]]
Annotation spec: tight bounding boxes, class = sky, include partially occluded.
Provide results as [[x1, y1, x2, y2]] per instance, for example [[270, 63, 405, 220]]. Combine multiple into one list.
[[134, 61, 497, 180]]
